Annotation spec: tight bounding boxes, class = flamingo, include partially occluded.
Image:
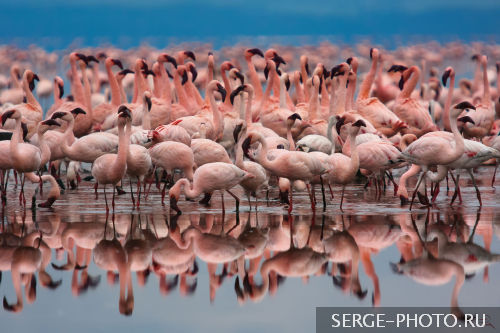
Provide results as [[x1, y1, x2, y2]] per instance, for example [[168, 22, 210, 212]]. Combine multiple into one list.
[[0, 64, 23, 105], [169, 162, 254, 213], [92, 57, 124, 125], [91, 106, 132, 210], [399, 101, 476, 209]]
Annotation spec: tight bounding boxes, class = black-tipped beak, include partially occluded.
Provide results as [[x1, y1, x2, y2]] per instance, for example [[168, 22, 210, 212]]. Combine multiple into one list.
[[50, 111, 65, 120], [233, 123, 243, 142], [353, 119, 366, 127], [388, 65, 407, 73], [181, 70, 188, 85], [242, 136, 252, 156], [189, 65, 198, 82], [235, 71, 244, 85], [335, 116, 345, 134], [216, 83, 227, 102], [118, 105, 132, 119], [170, 196, 181, 214], [112, 59, 124, 70], [184, 51, 196, 61], [457, 116, 475, 125], [166, 55, 178, 68], [288, 113, 302, 122], [230, 85, 244, 105], [305, 62, 310, 76], [1, 110, 15, 125], [71, 107, 86, 116], [442, 69, 451, 86], [21, 122, 28, 141], [330, 64, 343, 78], [248, 48, 264, 57], [272, 54, 286, 66], [369, 48, 374, 59], [87, 55, 99, 64], [33, 74, 40, 82], [58, 82, 64, 99], [76, 53, 87, 62], [119, 69, 134, 76], [398, 76, 405, 90], [454, 101, 475, 111], [285, 76, 290, 91], [42, 119, 61, 127], [346, 57, 353, 65], [264, 65, 270, 80], [471, 54, 479, 61], [145, 95, 152, 111]]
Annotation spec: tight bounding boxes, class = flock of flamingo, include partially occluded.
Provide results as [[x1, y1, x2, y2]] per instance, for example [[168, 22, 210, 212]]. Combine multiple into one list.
[[0, 42, 499, 214], [0, 41, 500, 318]]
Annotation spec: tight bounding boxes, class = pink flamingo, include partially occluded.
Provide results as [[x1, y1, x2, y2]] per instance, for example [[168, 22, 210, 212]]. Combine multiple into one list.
[[169, 162, 254, 213], [400, 101, 475, 209], [91, 106, 132, 210]]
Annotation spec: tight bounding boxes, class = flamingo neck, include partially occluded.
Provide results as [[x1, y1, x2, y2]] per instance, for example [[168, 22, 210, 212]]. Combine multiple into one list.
[[346, 75, 356, 111], [22, 77, 41, 110], [246, 58, 263, 101], [286, 124, 295, 150], [106, 63, 121, 106], [173, 73, 190, 111], [400, 67, 420, 99], [37, 130, 51, 166], [10, 118, 22, 163], [328, 80, 338, 118], [79, 63, 93, 116], [10, 67, 21, 89], [481, 60, 491, 105], [308, 82, 320, 120], [279, 78, 287, 109], [334, 74, 348, 115], [443, 72, 455, 131], [70, 59, 85, 105], [294, 76, 305, 104], [245, 91, 254, 126], [112, 122, 130, 178], [358, 55, 378, 101], [448, 109, 466, 161], [208, 87, 223, 140], [53, 82, 62, 106], [116, 76, 128, 104], [221, 69, 233, 108], [158, 61, 172, 103]]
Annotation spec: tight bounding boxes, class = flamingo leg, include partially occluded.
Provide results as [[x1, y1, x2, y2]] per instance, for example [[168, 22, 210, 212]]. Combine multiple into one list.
[[306, 183, 315, 211], [161, 182, 167, 205], [491, 165, 497, 187], [226, 189, 240, 212], [94, 182, 99, 200], [103, 185, 108, 212], [129, 178, 135, 208], [136, 179, 141, 209], [144, 166, 156, 200], [220, 192, 225, 215], [320, 177, 327, 212], [340, 186, 345, 212], [451, 174, 461, 205], [431, 181, 440, 203], [467, 169, 482, 206], [328, 183, 334, 200], [409, 171, 426, 210], [112, 185, 116, 211], [288, 189, 293, 214]]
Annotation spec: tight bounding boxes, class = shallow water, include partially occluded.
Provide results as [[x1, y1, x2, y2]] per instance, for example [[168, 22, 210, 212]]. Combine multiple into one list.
[[0, 166, 499, 332]]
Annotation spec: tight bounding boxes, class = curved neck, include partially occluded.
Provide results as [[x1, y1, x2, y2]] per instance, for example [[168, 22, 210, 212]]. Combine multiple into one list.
[[235, 132, 245, 169], [207, 87, 223, 140], [53, 81, 62, 106], [308, 81, 320, 120], [358, 55, 378, 101], [62, 117, 76, 150], [443, 72, 455, 131], [279, 78, 287, 109], [400, 67, 420, 99], [294, 75, 305, 104], [173, 72, 190, 110], [38, 130, 51, 166], [106, 63, 121, 106], [221, 68, 233, 108], [23, 77, 41, 110], [334, 73, 348, 115], [80, 63, 93, 115], [10, 67, 21, 89], [158, 61, 172, 103], [111, 122, 130, 177], [286, 124, 295, 150], [481, 60, 491, 105], [346, 74, 356, 111], [246, 57, 263, 101], [182, 178, 202, 200], [245, 90, 254, 125], [70, 58, 85, 104], [448, 110, 465, 161], [116, 76, 128, 104]]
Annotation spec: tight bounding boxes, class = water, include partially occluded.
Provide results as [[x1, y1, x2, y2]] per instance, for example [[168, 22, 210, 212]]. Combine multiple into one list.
[[0, 166, 499, 332]]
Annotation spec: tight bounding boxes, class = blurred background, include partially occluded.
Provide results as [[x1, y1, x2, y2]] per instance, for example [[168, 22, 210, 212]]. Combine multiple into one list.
[[1, 0, 499, 49]]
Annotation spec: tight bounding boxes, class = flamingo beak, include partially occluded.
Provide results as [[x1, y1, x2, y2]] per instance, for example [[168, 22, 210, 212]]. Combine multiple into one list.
[[1, 110, 15, 126], [112, 59, 124, 70]]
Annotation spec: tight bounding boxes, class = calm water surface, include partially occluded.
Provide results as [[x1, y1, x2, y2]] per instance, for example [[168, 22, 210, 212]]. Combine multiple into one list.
[[1, 166, 500, 332]]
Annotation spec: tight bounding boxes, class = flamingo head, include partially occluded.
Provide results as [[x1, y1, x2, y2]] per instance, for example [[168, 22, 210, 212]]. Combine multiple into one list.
[[286, 113, 301, 128], [229, 68, 244, 85], [38, 119, 61, 134], [442, 67, 454, 86], [158, 53, 177, 68], [300, 55, 310, 76], [369, 47, 379, 60], [54, 76, 64, 98], [1, 109, 21, 125], [183, 50, 196, 62], [214, 82, 227, 102], [177, 65, 188, 85], [233, 123, 244, 143], [143, 91, 152, 112], [169, 182, 182, 215], [245, 48, 264, 59], [186, 62, 198, 82], [230, 84, 245, 105], [24, 70, 39, 92], [105, 57, 123, 70]]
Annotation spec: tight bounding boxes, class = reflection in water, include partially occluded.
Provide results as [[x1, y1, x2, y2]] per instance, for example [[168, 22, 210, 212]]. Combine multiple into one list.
[[1, 204, 500, 319]]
